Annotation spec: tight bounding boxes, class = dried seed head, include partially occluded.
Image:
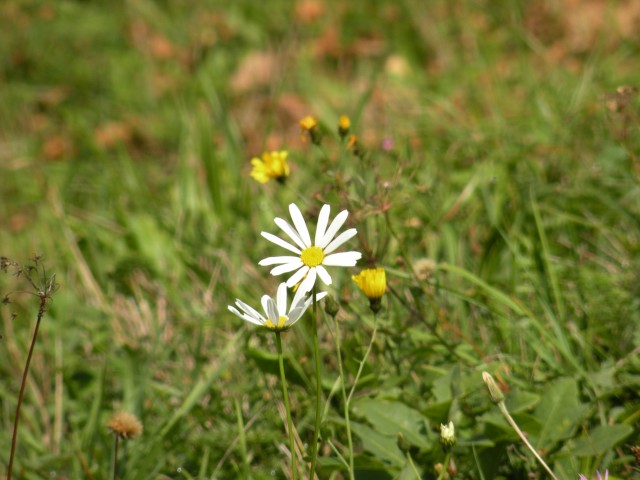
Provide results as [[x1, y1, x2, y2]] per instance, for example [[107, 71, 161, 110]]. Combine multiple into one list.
[[414, 258, 437, 281], [107, 411, 143, 439]]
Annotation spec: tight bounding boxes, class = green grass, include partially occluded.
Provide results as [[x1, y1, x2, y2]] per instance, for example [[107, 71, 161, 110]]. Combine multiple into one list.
[[1, 0, 640, 478]]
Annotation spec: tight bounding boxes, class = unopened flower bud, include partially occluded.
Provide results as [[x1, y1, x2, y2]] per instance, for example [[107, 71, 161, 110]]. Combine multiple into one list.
[[300, 115, 322, 145], [324, 294, 340, 317], [396, 432, 410, 453], [338, 115, 351, 138], [482, 371, 505, 404], [440, 421, 456, 450]]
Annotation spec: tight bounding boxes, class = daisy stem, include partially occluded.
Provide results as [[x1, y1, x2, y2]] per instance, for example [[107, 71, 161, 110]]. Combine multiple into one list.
[[275, 332, 297, 480], [309, 287, 322, 479], [331, 314, 355, 480]]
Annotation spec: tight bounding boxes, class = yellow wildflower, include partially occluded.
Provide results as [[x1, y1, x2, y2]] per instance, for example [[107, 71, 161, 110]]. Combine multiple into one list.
[[250, 150, 290, 184], [299, 115, 318, 131], [346, 134, 362, 157], [352, 267, 386, 313], [299, 115, 321, 145], [338, 115, 350, 138]]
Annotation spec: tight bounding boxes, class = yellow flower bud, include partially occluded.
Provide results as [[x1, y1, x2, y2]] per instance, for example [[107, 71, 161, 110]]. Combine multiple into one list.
[[338, 115, 351, 138], [352, 268, 386, 313]]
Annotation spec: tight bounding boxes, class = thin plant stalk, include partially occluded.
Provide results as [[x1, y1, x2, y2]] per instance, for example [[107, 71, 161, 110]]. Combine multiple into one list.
[[347, 313, 378, 405], [275, 332, 297, 480], [436, 452, 451, 480], [335, 312, 378, 478], [407, 451, 422, 480], [496, 401, 559, 480], [309, 287, 322, 479], [7, 295, 47, 480], [331, 315, 355, 480], [112, 435, 120, 480], [234, 398, 249, 479]]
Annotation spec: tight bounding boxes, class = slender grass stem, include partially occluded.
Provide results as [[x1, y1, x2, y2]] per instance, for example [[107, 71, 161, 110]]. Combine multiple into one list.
[[7, 296, 46, 480], [407, 451, 422, 480], [326, 439, 349, 469], [275, 332, 297, 480], [234, 398, 249, 479], [331, 315, 355, 480], [497, 401, 559, 480], [112, 435, 120, 480], [436, 452, 451, 480], [309, 288, 322, 479], [347, 313, 378, 405]]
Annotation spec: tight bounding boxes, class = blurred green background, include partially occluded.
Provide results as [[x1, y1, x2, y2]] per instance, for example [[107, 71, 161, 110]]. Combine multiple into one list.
[[1, 0, 640, 478]]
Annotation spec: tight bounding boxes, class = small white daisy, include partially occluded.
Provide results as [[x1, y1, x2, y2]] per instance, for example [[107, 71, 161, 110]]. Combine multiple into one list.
[[228, 283, 327, 332], [259, 203, 362, 294]]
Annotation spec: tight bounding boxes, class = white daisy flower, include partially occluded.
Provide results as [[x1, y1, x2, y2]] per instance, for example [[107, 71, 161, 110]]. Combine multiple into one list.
[[228, 283, 327, 332], [259, 203, 362, 294]]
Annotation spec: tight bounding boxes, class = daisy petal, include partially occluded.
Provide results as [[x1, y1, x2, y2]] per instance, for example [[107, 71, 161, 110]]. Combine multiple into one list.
[[270, 261, 304, 276], [323, 251, 362, 266], [315, 204, 330, 245], [323, 228, 358, 254], [316, 265, 333, 285], [319, 210, 349, 248], [235, 299, 264, 321], [291, 287, 309, 311], [259, 255, 301, 266], [303, 291, 328, 309], [286, 265, 310, 287], [289, 203, 312, 247], [266, 298, 278, 323], [276, 283, 287, 316], [261, 295, 272, 318], [298, 267, 317, 294], [228, 306, 263, 326], [275, 218, 307, 250], [285, 308, 304, 328], [285, 309, 304, 327], [261, 232, 301, 255]]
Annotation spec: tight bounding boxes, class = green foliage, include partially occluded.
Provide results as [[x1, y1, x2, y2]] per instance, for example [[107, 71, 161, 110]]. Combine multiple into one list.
[[1, 0, 640, 478]]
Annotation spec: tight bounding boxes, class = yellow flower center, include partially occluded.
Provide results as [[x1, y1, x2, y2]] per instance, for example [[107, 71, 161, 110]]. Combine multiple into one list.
[[265, 316, 288, 330], [301, 246, 325, 267]]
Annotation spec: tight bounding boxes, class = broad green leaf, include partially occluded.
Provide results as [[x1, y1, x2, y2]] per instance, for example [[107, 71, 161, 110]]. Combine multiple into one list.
[[423, 400, 452, 423], [532, 377, 588, 450], [350, 422, 405, 467], [352, 398, 430, 448], [571, 424, 633, 456], [505, 389, 540, 414]]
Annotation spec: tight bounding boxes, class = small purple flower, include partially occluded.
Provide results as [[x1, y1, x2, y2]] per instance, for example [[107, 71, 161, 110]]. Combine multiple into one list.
[[382, 137, 394, 151]]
